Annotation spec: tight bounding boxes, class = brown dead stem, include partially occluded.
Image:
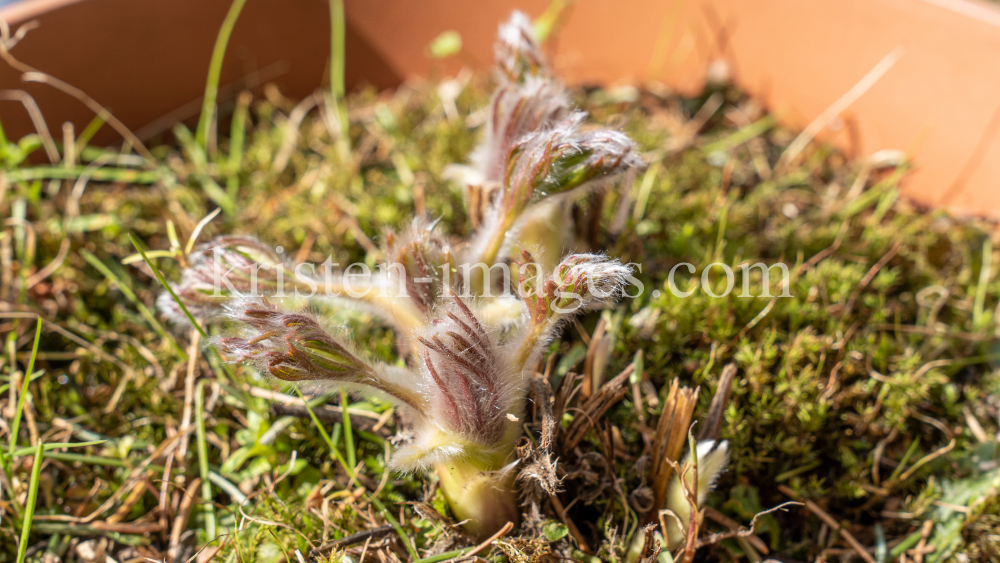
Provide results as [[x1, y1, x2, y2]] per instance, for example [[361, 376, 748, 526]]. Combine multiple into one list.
[[647, 380, 700, 524], [698, 502, 800, 552], [778, 485, 876, 563], [697, 363, 737, 442], [562, 362, 634, 452], [549, 492, 590, 554], [552, 369, 580, 425], [702, 506, 768, 556], [167, 477, 202, 563], [311, 525, 395, 558], [666, 456, 700, 563], [0, 20, 154, 160], [517, 374, 561, 502], [580, 316, 608, 398], [636, 524, 663, 563], [841, 241, 901, 318]]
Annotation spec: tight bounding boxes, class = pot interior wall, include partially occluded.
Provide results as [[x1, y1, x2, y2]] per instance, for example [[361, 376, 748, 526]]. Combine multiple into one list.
[[2, 0, 1000, 216]]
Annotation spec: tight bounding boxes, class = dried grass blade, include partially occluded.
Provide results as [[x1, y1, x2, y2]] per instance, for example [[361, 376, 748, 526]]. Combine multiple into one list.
[[648, 380, 700, 523]]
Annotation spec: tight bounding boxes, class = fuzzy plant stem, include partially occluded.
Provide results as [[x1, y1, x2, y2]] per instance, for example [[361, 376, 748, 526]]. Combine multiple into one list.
[[435, 458, 519, 539]]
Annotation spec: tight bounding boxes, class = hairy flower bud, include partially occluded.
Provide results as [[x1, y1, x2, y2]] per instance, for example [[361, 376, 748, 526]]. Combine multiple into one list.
[[159, 235, 427, 334], [416, 295, 521, 448], [158, 236, 289, 323], [220, 301, 427, 414], [157, 10, 646, 542], [551, 253, 634, 311], [520, 253, 634, 327], [505, 123, 642, 207], [495, 10, 548, 84], [383, 220, 454, 315], [470, 79, 571, 186], [470, 122, 642, 268]]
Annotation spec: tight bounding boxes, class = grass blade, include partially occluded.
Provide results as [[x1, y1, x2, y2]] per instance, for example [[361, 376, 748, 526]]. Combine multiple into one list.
[[74, 113, 108, 154], [328, 0, 350, 157], [196, 0, 249, 151], [329, 0, 345, 102], [196, 380, 217, 540], [3, 166, 161, 184], [127, 233, 207, 338], [8, 318, 42, 458], [295, 388, 419, 561], [15, 443, 44, 563], [9, 440, 107, 457], [974, 237, 993, 329], [417, 547, 475, 563], [340, 389, 356, 477], [295, 388, 340, 465], [227, 91, 251, 200], [80, 248, 183, 357], [185, 207, 222, 255], [370, 496, 419, 562]]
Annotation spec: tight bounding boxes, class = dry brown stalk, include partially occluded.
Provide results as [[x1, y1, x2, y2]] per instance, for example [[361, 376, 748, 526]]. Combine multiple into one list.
[[0, 89, 58, 162], [532, 374, 557, 452], [635, 524, 663, 563], [775, 47, 903, 173], [177, 330, 201, 461], [90, 520, 163, 534], [647, 379, 700, 523], [108, 471, 154, 523], [310, 525, 395, 558], [581, 315, 608, 398], [702, 506, 769, 554], [549, 492, 590, 553], [196, 544, 225, 563], [562, 362, 635, 452], [913, 520, 934, 563], [464, 520, 515, 559], [697, 363, 737, 442], [35, 429, 189, 524], [778, 485, 876, 563], [841, 240, 901, 318], [0, 20, 154, 160], [168, 477, 202, 563], [552, 370, 580, 425]]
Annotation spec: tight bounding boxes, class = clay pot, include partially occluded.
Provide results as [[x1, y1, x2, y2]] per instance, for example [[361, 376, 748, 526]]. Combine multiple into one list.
[[2, 0, 999, 216]]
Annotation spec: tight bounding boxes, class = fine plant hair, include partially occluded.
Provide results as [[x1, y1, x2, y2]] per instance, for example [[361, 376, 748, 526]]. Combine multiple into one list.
[[161, 10, 642, 539]]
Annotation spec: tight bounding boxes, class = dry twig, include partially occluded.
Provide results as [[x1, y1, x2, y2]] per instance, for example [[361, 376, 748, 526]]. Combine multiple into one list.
[[779, 486, 876, 563]]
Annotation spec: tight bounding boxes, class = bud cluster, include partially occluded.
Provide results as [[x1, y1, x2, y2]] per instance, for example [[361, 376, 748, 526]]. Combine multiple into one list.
[[160, 10, 646, 539]]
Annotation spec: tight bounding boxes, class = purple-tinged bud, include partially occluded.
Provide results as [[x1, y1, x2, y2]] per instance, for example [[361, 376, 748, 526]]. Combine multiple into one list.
[[383, 220, 453, 315], [471, 79, 572, 184], [157, 236, 297, 324], [415, 293, 520, 449], [504, 123, 643, 210], [518, 253, 633, 326], [495, 10, 547, 84], [221, 299, 427, 414]]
